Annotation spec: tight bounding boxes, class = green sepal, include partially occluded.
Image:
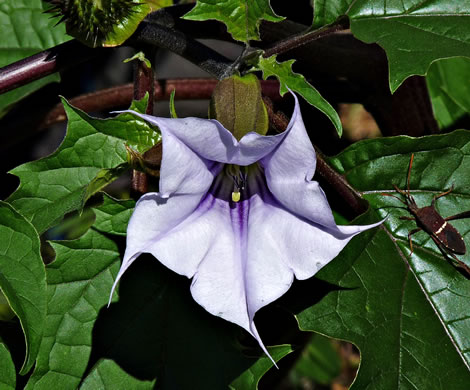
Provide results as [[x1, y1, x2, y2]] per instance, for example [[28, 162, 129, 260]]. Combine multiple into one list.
[[169, 90, 178, 118], [209, 74, 269, 140], [123, 51, 152, 68]]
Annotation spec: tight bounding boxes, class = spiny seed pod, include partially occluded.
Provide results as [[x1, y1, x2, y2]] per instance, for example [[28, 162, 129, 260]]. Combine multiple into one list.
[[44, 0, 167, 48]]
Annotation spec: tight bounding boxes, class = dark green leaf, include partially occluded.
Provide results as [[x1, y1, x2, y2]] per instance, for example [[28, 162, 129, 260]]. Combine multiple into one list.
[[0, 290, 16, 322], [250, 54, 342, 136], [128, 93, 150, 114], [295, 131, 470, 387], [0, 0, 71, 116], [182, 0, 283, 43], [0, 340, 16, 389], [290, 334, 341, 386], [93, 194, 135, 236], [7, 99, 160, 234], [426, 57, 470, 129], [0, 201, 46, 374], [80, 359, 156, 389], [229, 345, 292, 389], [312, 0, 470, 92], [25, 226, 121, 389]]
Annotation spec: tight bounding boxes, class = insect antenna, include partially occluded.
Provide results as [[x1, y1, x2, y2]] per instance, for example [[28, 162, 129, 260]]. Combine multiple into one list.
[[381, 191, 408, 206], [407, 153, 414, 196]]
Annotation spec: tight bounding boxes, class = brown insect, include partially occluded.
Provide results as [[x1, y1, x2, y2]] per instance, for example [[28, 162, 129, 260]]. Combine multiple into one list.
[[385, 153, 470, 275]]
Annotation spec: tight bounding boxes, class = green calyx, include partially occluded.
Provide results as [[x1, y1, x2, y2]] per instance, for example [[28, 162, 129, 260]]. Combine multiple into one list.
[[209, 74, 269, 140]]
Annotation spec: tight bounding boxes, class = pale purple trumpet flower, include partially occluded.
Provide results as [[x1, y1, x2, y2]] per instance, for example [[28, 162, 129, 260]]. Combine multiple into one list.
[[109, 94, 382, 364]]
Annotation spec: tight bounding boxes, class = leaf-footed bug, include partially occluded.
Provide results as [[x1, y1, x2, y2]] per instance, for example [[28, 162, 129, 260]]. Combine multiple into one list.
[[384, 153, 470, 276]]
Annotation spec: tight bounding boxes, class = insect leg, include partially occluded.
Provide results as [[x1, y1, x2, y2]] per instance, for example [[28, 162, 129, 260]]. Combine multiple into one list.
[[399, 216, 415, 221], [446, 251, 470, 277], [445, 210, 470, 221], [431, 185, 454, 207], [407, 228, 422, 255], [430, 235, 470, 277]]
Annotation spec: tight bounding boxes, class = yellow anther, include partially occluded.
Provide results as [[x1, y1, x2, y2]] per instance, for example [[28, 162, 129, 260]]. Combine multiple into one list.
[[232, 191, 241, 202]]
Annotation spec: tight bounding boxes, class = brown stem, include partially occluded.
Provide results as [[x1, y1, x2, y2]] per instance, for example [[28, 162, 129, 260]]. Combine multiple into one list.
[[264, 98, 367, 216], [131, 50, 156, 195], [263, 17, 349, 58], [41, 79, 280, 129], [0, 40, 103, 94], [0, 79, 281, 151]]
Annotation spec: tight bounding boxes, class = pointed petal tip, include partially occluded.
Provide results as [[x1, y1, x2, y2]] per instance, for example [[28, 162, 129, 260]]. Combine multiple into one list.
[[250, 321, 278, 368], [107, 279, 119, 308]]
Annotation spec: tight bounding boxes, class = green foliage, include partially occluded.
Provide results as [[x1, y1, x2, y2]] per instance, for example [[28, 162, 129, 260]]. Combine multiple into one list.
[[123, 51, 152, 69], [79, 359, 157, 389], [427, 57, 470, 129], [6, 98, 160, 234], [93, 194, 135, 236], [183, 0, 283, 43], [0, 202, 46, 375], [290, 334, 342, 386], [0, 0, 71, 117], [0, 341, 16, 389], [312, 0, 470, 91], [229, 345, 292, 389], [250, 54, 342, 136], [295, 131, 470, 388], [25, 213, 124, 388]]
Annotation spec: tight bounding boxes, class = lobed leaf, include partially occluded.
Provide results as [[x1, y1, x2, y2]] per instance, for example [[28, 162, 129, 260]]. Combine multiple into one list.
[[93, 194, 135, 237], [0, 202, 46, 374], [25, 226, 122, 389], [250, 54, 342, 136], [289, 334, 341, 386], [25, 196, 132, 388], [312, 0, 470, 92], [294, 131, 470, 387], [229, 345, 292, 389], [7, 98, 159, 234], [183, 0, 283, 43], [80, 359, 156, 390]]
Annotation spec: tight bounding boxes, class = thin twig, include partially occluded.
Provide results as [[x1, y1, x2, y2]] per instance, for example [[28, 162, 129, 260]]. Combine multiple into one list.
[[131, 48, 156, 195], [263, 17, 349, 58], [41, 79, 279, 128]]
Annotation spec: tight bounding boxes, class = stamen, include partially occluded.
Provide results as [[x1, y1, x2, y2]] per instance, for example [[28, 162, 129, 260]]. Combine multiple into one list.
[[225, 165, 248, 202], [232, 191, 241, 202]]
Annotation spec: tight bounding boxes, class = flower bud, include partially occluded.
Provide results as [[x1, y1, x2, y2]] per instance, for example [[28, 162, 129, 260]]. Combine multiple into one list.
[[209, 74, 269, 140]]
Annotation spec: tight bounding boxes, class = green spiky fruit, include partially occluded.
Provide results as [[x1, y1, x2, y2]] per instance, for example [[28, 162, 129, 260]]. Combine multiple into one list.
[[44, 0, 171, 47]]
